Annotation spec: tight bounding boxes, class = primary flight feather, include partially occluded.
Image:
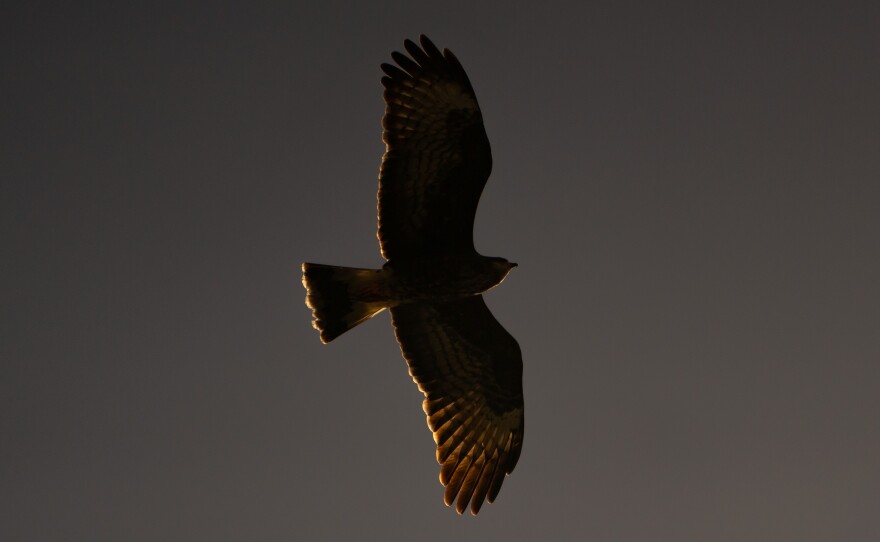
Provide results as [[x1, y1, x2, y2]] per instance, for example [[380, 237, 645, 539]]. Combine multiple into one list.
[[302, 35, 523, 515]]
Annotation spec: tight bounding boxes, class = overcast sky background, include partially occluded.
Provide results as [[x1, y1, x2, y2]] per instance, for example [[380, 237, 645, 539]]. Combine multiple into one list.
[[3, 1, 879, 540]]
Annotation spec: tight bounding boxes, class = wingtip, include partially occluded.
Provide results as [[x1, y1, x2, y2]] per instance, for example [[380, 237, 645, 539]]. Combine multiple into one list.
[[443, 493, 455, 507], [419, 34, 441, 54]]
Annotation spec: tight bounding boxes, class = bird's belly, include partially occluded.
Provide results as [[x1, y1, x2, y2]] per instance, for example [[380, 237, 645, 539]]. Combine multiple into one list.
[[385, 264, 499, 303]]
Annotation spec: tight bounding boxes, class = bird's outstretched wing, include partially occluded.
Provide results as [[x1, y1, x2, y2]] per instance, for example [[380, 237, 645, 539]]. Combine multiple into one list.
[[378, 35, 492, 260], [390, 296, 524, 515]]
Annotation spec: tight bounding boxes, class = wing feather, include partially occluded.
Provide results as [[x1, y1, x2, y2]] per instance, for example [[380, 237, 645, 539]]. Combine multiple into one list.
[[470, 448, 499, 514], [391, 295, 524, 515]]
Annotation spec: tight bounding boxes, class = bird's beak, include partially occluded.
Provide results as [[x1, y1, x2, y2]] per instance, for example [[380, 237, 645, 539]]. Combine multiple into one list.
[[510, 262, 518, 268]]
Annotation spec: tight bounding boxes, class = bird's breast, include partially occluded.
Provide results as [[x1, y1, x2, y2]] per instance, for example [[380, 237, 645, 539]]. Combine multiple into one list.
[[384, 256, 503, 303]]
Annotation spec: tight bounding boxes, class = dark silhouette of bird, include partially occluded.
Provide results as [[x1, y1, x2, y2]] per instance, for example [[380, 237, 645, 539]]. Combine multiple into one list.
[[302, 35, 523, 515]]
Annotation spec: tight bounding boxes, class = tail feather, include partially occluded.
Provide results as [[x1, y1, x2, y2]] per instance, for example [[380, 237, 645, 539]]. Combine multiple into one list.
[[301, 263, 388, 343]]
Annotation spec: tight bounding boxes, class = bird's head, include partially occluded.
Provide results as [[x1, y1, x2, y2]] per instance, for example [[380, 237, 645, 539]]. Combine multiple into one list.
[[487, 257, 517, 281]]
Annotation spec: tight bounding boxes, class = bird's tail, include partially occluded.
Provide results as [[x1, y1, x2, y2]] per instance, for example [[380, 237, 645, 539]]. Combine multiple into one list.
[[301, 263, 389, 343]]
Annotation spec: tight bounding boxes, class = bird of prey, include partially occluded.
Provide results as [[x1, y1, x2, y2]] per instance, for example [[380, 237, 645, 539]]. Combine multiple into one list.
[[302, 35, 523, 515]]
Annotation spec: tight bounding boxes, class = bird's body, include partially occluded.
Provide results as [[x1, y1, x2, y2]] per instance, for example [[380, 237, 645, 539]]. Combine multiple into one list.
[[303, 254, 514, 339], [302, 35, 523, 515], [384, 254, 516, 302]]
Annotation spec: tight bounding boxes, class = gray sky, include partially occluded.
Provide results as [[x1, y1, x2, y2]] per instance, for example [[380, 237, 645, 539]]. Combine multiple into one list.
[[3, 1, 879, 540]]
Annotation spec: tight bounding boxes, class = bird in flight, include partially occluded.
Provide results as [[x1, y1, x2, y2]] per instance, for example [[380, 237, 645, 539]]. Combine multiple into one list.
[[302, 35, 523, 515]]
